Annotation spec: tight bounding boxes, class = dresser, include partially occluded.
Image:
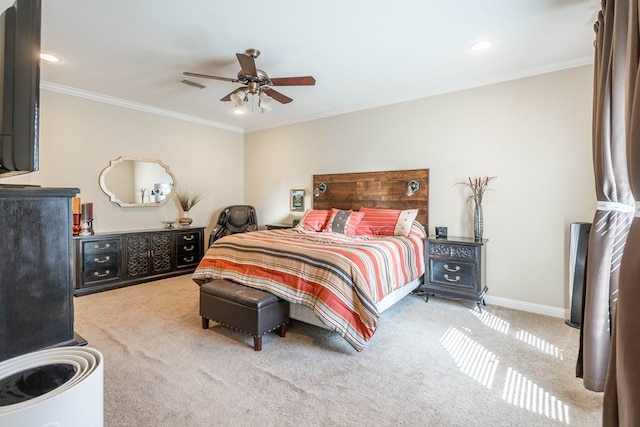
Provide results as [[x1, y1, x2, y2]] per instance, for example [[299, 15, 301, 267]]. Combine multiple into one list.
[[423, 236, 488, 311], [74, 227, 204, 295]]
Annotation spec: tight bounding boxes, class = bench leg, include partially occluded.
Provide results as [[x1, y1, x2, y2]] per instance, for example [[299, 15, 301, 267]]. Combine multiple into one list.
[[253, 336, 262, 351], [202, 317, 209, 329], [276, 323, 287, 337]]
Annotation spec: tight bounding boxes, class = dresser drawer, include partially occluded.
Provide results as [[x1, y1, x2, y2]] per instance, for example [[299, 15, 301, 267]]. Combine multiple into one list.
[[82, 239, 120, 254], [176, 253, 199, 267], [83, 266, 120, 284], [177, 241, 199, 257], [175, 230, 200, 244], [83, 251, 119, 270], [429, 259, 476, 290]]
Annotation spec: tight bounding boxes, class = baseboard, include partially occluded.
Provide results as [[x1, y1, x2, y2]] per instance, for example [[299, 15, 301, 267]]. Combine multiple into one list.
[[484, 295, 569, 319]]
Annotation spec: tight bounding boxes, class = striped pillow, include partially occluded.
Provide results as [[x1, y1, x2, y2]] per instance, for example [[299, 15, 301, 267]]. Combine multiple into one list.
[[356, 208, 402, 236], [294, 209, 331, 232], [322, 209, 365, 235]]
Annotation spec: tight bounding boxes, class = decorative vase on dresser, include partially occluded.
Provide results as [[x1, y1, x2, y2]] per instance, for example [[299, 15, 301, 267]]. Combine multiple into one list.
[[473, 203, 483, 241], [179, 211, 193, 227], [423, 236, 488, 312]]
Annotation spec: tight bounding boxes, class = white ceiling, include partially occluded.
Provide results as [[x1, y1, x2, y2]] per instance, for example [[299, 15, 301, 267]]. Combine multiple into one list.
[[27, 0, 598, 133]]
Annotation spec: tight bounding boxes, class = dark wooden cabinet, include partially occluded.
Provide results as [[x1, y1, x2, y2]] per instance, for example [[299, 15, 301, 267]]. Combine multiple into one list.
[[0, 187, 80, 362], [74, 227, 204, 296], [424, 236, 488, 311]]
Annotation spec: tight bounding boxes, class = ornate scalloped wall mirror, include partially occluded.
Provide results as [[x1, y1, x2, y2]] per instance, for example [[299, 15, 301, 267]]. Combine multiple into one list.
[[99, 157, 176, 207]]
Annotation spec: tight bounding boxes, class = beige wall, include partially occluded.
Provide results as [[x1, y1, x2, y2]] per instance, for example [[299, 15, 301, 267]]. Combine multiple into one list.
[[245, 65, 595, 316], [1, 90, 245, 237]]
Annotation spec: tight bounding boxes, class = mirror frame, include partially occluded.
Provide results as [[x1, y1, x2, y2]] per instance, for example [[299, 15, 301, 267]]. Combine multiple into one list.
[[99, 156, 177, 207]]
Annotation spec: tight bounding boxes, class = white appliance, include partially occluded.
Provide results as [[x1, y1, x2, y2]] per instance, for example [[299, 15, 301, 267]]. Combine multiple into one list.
[[0, 347, 103, 427]]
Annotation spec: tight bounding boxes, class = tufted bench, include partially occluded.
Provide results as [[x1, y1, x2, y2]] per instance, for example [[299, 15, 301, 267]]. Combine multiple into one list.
[[200, 279, 289, 351]]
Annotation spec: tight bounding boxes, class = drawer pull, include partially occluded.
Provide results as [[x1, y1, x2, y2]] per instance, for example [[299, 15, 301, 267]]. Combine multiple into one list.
[[94, 269, 111, 278], [93, 242, 111, 250], [182, 245, 195, 251], [182, 235, 195, 241], [94, 256, 111, 263], [444, 264, 460, 273], [444, 274, 460, 282], [183, 256, 195, 263]]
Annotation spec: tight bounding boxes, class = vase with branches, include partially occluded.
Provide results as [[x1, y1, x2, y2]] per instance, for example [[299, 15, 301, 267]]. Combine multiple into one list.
[[175, 185, 204, 227], [457, 176, 497, 241]]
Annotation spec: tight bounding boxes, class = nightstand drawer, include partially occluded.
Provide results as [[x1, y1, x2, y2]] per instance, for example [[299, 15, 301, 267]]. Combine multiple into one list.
[[429, 259, 476, 289], [428, 242, 478, 261]]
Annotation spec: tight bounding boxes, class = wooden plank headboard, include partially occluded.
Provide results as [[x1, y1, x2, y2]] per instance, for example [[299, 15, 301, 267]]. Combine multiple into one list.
[[312, 169, 429, 232]]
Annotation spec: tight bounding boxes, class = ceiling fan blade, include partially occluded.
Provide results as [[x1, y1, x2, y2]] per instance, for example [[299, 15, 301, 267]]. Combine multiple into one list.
[[183, 72, 238, 83], [263, 88, 293, 104], [236, 53, 258, 77], [270, 76, 316, 86], [220, 87, 246, 102]]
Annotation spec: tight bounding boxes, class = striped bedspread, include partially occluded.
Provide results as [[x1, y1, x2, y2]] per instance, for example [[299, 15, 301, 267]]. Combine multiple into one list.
[[192, 225, 425, 351]]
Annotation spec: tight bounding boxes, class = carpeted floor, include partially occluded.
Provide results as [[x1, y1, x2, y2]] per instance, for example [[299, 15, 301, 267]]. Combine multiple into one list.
[[73, 275, 602, 427]]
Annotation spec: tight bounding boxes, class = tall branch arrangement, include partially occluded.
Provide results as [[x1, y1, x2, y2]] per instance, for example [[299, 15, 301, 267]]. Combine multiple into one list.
[[458, 176, 497, 205], [175, 185, 204, 212]]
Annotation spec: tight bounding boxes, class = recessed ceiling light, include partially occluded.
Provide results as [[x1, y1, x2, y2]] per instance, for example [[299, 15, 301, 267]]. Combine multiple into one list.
[[40, 53, 61, 62], [470, 40, 494, 52]]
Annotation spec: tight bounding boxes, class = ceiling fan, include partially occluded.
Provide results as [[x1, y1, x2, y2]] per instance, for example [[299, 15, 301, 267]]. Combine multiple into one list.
[[183, 48, 316, 111]]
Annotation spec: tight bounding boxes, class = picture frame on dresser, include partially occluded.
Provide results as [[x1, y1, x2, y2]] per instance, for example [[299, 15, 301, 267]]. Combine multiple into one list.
[[290, 189, 304, 211]]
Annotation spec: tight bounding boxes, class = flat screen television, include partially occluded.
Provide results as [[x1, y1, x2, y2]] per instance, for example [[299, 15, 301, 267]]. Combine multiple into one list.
[[0, 0, 40, 177]]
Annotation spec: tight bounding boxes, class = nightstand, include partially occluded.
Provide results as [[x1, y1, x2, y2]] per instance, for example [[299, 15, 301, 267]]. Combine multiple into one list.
[[423, 236, 488, 311], [266, 223, 294, 230]]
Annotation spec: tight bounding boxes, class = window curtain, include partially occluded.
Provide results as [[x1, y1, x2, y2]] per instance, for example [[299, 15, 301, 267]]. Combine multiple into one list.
[[578, 0, 634, 393], [602, 0, 640, 424]]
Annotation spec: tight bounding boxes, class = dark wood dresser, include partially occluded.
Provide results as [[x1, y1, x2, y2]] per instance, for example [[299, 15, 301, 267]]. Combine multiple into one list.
[[0, 186, 80, 362], [73, 227, 204, 296], [423, 236, 488, 311]]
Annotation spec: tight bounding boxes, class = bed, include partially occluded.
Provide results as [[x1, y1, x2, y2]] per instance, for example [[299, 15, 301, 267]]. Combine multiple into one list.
[[192, 169, 429, 351]]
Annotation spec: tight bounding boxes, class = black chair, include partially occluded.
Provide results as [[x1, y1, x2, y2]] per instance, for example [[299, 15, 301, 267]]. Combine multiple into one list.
[[209, 205, 258, 246]]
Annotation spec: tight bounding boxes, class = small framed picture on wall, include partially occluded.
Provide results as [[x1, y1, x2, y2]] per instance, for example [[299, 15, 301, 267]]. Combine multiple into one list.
[[290, 189, 305, 211]]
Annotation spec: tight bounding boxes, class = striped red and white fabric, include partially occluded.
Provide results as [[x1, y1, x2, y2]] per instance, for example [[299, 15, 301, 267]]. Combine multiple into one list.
[[294, 209, 331, 232], [192, 225, 425, 351], [355, 207, 402, 236]]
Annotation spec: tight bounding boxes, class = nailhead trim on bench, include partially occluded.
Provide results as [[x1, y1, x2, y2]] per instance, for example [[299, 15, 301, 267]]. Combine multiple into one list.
[[203, 317, 287, 337]]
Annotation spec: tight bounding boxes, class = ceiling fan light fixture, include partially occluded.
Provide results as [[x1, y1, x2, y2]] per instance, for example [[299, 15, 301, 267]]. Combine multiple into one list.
[[259, 92, 273, 112], [230, 90, 247, 107]]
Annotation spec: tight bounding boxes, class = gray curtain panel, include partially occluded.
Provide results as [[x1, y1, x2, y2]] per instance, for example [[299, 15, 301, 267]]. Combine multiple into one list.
[[578, 0, 634, 393], [602, 1, 640, 425]]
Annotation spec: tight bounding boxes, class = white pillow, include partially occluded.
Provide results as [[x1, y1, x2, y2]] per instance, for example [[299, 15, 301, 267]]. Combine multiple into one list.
[[394, 209, 419, 236]]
